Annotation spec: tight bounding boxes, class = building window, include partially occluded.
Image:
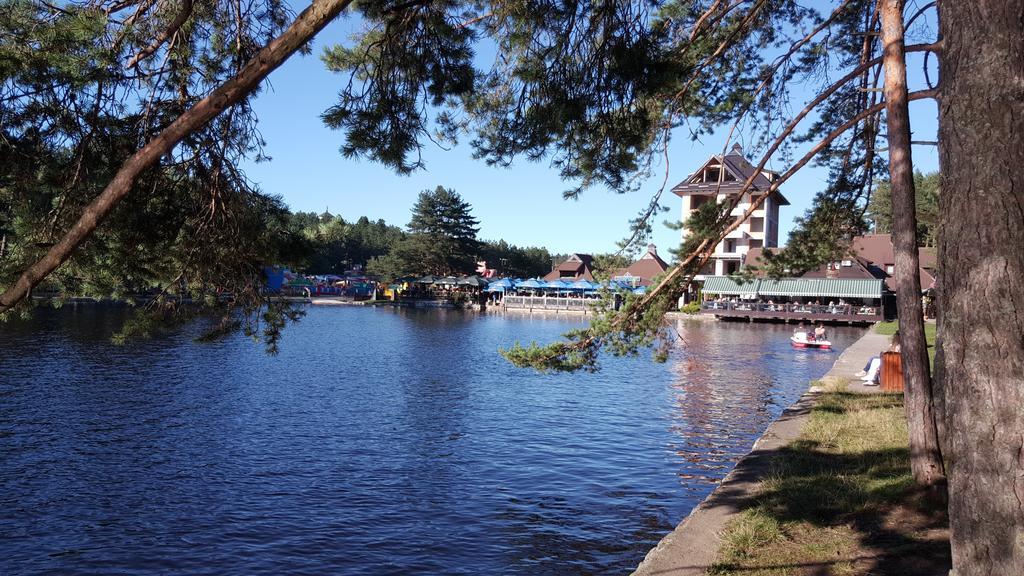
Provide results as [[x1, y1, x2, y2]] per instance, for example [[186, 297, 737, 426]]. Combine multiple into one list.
[[725, 261, 740, 274], [749, 217, 764, 232], [724, 239, 736, 253], [749, 239, 763, 248]]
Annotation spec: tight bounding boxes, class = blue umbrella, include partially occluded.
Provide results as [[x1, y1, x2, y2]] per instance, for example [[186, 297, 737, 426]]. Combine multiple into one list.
[[485, 278, 513, 292], [544, 279, 572, 290], [613, 274, 641, 288], [569, 279, 598, 291], [456, 275, 489, 287], [517, 278, 545, 289]]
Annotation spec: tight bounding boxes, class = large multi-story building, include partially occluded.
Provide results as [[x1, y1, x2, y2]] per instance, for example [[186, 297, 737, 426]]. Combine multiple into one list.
[[671, 144, 790, 276]]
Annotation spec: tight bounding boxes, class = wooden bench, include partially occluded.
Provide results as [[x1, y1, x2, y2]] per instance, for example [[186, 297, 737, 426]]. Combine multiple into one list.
[[880, 351, 904, 392]]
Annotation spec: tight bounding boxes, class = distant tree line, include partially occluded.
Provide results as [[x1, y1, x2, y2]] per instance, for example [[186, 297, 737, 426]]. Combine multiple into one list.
[[866, 170, 940, 247], [288, 186, 556, 281]]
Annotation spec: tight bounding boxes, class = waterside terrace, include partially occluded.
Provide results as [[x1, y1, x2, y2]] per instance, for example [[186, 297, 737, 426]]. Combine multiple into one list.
[[701, 301, 883, 323]]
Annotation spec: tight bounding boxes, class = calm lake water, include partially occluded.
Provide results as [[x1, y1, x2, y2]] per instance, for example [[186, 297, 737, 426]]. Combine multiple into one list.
[[0, 306, 863, 575]]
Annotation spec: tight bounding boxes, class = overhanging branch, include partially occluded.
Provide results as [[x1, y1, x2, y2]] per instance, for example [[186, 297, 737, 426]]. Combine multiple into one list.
[[0, 0, 356, 314], [125, 0, 195, 69]]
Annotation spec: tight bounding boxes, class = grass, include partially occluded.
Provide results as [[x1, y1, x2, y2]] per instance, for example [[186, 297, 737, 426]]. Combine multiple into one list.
[[709, 391, 949, 575], [874, 320, 937, 367], [874, 321, 935, 341]]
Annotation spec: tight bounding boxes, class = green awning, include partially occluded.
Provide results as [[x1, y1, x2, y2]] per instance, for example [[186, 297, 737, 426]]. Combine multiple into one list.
[[758, 278, 883, 299], [701, 276, 883, 299], [701, 276, 761, 296]]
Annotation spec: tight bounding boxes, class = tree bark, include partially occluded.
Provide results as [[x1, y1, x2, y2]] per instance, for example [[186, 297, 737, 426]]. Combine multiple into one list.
[[936, 1, 1024, 573], [0, 0, 355, 313], [879, 0, 946, 489]]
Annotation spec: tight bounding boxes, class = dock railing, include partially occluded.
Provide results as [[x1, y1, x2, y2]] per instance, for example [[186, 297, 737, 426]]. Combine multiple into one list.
[[700, 301, 883, 322], [503, 295, 597, 312]]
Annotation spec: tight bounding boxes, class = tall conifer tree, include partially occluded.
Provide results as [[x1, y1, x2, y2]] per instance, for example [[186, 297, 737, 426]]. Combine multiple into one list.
[[402, 186, 480, 276]]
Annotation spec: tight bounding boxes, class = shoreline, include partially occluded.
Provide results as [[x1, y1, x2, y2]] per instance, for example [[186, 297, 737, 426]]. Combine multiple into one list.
[[630, 326, 879, 576]]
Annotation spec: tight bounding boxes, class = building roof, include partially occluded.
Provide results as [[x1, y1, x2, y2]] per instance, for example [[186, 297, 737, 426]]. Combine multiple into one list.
[[852, 234, 896, 266], [543, 253, 595, 281], [851, 234, 939, 290], [624, 244, 670, 284], [743, 247, 878, 280], [671, 145, 791, 205], [920, 267, 936, 290], [744, 236, 938, 292]]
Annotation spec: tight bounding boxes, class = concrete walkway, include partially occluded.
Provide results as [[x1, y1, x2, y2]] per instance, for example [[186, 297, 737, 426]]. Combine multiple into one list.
[[630, 327, 889, 575], [819, 329, 892, 394]]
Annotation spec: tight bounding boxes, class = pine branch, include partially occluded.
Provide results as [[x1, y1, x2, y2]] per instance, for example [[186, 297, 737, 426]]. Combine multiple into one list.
[[0, 0, 356, 314], [125, 0, 195, 69]]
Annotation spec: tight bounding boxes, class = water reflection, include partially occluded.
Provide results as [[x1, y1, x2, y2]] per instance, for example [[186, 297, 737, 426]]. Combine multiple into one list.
[[665, 320, 848, 492], [0, 307, 863, 575]]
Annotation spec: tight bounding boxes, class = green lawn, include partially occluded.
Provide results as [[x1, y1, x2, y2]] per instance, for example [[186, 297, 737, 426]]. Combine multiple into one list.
[[874, 321, 937, 366], [710, 392, 949, 575], [874, 320, 935, 340]]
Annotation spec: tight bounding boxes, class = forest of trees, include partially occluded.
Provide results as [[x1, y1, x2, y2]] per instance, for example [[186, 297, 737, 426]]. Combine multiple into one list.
[[867, 170, 940, 246], [287, 187, 555, 280]]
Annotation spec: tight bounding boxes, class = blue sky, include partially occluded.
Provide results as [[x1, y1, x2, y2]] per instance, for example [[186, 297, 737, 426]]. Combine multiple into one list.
[[244, 8, 940, 257]]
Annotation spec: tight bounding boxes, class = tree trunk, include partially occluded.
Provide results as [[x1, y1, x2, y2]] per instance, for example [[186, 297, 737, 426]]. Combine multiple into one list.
[[936, 1, 1024, 573], [880, 0, 946, 489], [0, 0, 355, 314]]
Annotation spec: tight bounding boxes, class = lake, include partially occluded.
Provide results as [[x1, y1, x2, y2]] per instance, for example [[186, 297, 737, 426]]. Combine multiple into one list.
[[0, 306, 864, 575]]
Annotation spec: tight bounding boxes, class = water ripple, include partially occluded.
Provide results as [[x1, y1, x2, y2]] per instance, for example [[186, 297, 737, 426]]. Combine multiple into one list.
[[0, 306, 863, 575]]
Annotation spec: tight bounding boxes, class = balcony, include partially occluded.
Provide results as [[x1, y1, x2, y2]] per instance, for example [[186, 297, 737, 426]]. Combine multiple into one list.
[[730, 206, 765, 218]]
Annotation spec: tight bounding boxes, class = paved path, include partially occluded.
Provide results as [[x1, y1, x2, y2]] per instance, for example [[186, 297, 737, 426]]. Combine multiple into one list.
[[630, 327, 888, 576], [819, 329, 891, 394]]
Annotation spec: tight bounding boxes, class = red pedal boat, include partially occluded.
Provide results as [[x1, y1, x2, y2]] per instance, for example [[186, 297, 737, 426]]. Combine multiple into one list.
[[791, 332, 832, 349]]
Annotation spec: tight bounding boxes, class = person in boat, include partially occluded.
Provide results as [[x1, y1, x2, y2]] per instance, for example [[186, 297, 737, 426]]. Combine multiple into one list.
[[858, 331, 901, 384], [794, 323, 809, 341], [814, 324, 827, 341]]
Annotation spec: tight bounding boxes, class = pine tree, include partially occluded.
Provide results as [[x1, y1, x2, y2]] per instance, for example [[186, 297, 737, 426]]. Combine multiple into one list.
[[867, 171, 941, 245], [401, 186, 480, 276]]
